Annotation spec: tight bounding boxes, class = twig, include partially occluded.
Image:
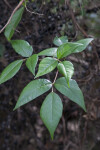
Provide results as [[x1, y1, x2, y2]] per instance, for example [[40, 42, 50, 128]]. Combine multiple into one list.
[[52, 70, 58, 92], [0, 0, 25, 34], [77, 72, 93, 83], [3, 0, 12, 9], [25, 5, 44, 16], [52, 70, 58, 85], [65, 0, 100, 70], [65, 0, 88, 37], [68, 56, 89, 67]]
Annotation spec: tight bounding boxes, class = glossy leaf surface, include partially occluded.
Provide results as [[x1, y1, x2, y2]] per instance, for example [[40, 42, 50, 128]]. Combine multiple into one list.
[[11, 40, 33, 57], [57, 61, 74, 85], [0, 60, 23, 84], [35, 57, 58, 78], [4, 7, 24, 41], [72, 38, 93, 53], [54, 77, 86, 111], [57, 42, 83, 59], [53, 36, 68, 46], [38, 48, 57, 57], [14, 79, 52, 110], [40, 92, 63, 139], [26, 54, 38, 75]]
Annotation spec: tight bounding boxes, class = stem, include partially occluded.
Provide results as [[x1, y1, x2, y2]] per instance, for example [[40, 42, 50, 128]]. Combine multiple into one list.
[[52, 70, 58, 92], [0, 0, 25, 33], [55, 58, 62, 63], [3, 0, 12, 9], [25, 5, 44, 16], [52, 70, 58, 85]]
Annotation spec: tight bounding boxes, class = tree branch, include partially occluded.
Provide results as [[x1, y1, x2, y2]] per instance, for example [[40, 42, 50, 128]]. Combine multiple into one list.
[[0, 0, 25, 34], [65, 0, 100, 70]]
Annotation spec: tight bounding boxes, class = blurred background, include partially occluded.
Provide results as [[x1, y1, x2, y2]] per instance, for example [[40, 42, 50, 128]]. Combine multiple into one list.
[[0, 0, 100, 150]]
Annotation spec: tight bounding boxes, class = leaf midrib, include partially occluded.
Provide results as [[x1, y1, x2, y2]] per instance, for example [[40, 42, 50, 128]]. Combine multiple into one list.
[[55, 82, 80, 97], [20, 43, 32, 56], [44, 60, 57, 73], [0, 60, 22, 83], [21, 83, 52, 100], [37, 59, 57, 76]]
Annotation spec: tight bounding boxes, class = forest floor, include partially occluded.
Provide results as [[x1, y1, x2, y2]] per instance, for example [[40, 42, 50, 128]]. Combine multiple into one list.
[[0, 0, 100, 150]]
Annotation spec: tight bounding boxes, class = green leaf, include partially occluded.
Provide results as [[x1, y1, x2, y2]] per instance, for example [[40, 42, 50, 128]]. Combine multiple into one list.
[[4, 7, 24, 41], [54, 77, 86, 111], [11, 40, 33, 57], [35, 57, 58, 78], [26, 54, 38, 76], [0, 60, 23, 84], [38, 48, 57, 57], [53, 36, 68, 46], [72, 38, 93, 53], [14, 79, 52, 110], [57, 42, 83, 59], [40, 92, 63, 139], [57, 61, 74, 86]]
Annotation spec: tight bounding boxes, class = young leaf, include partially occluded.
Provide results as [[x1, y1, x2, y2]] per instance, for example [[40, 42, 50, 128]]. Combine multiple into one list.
[[57, 61, 74, 86], [0, 60, 23, 84], [26, 54, 38, 76], [35, 57, 58, 78], [14, 79, 52, 110], [54, 77, 86, 112], [11, 40, 33, 57], [4, 7, 24, 41], [40, 92, 63, 139], [72, 38, 93, 53], [38, 48, 57, 57], [53, 36, 68, 46], [57, 42, 83, 59]]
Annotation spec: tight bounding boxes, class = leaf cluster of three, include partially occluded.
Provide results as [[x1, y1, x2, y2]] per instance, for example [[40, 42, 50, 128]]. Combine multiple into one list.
[[0, 6, 93, 139]]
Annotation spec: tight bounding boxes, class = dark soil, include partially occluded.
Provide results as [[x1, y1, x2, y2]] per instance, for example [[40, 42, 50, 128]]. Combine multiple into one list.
[[0, 0, 100, 150]]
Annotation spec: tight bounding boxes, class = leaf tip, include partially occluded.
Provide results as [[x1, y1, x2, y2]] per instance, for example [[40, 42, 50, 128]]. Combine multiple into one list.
[[13, 104, 19, 111], [84, 106, 87, 113], [13, 107, 17, 111]]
